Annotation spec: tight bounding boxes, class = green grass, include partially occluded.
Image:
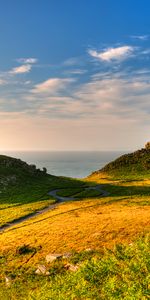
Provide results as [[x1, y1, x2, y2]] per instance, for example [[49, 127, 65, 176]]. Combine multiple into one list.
[[56, 187, 102, 199], [75, 189, 102, 198], [0, 176, 86, 205], [0, 154, 90, 227], [0, 153, 150, 299], [56, 187, 84, 197], [0, 235, 149, 300], [0, 175, 89, 226], [100, 183, 150, 197], [92, 148, 150, 180], [30, 235, 150, 300], [0, 154, 87, 206]]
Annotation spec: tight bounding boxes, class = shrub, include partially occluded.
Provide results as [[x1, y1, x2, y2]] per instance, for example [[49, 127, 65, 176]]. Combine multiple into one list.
[[16, 244, 36, 255], [145, 142, 150, 150]]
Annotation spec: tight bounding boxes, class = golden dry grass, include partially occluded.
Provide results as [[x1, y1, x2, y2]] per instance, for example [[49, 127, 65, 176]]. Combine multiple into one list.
[[0, 174, 150, 270], [1, 196, 149, 266], [0, 199, 55, 226]]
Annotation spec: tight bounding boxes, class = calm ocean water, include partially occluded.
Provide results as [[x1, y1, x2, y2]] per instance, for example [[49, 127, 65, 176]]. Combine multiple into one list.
[[4, 151, 125, 178]]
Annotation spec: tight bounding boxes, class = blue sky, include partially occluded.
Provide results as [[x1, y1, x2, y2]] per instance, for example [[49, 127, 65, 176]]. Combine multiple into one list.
[[1, 0, 150, 151]]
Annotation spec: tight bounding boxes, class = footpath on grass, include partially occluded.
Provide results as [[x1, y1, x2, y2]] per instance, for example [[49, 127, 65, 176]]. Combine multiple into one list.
[[0, 185, 109, 232]]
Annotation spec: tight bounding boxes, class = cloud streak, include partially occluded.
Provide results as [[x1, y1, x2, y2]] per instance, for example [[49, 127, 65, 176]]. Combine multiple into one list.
[[7, 57, 38, 75], [9, 64, 32, 74], [88, 46, 134, 62], [16, 57, 38, 64], [131, 35, 149, 41], [31, 77, 75, 94]]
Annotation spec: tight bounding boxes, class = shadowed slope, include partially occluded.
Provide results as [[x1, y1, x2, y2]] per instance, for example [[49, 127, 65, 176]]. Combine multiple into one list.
[[90, 148, 150, 179]]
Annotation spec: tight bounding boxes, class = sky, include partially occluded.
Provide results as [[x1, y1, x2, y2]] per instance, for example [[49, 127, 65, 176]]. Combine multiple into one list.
[[1, 0, 150, 151]]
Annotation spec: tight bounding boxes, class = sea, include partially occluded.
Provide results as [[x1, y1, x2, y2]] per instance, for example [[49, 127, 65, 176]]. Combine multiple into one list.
[[4, 151, 125, 178]]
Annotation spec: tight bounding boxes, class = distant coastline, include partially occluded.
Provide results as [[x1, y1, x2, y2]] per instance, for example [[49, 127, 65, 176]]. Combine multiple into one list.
[[2, 151, 125, 178]]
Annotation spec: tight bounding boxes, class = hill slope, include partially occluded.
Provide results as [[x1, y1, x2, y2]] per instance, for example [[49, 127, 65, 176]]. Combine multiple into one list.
[[0, 155, 53, 203], [0, 155, 87, 206], [91, 148, 150, 179], [0, 154, 150, 299], [0, 154, 47, 180]]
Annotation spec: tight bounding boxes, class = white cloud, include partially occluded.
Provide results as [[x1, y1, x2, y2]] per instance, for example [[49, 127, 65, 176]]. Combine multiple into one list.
[[25, 69, 150, 123], [8, 57, 37, 75], [63, 57, 79, 66], [88, 46, 134, 62], [16, 58, 38, 64], [141, 49, 150, 55], [131, 35, 149, 41], [9, 64, 32, 74], [67, 69, 86, 75], [32, 77, 75, 94], [24, 80, 32, 85]]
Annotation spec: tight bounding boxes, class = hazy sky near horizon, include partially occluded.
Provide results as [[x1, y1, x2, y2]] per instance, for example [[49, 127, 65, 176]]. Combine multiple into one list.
[[1, 0, 150, 151]]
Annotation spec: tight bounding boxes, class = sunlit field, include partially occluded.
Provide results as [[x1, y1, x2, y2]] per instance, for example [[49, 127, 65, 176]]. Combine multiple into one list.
[[0, 172, 149, 299]]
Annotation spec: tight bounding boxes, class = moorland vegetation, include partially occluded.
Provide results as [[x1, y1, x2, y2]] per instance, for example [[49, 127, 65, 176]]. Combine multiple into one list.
[[0, 149, 149, 299]]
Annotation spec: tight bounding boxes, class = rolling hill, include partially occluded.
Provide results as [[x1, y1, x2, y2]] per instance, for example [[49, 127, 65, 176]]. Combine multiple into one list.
[[0, 152, 149, 300], [90, 147, 150, 179]]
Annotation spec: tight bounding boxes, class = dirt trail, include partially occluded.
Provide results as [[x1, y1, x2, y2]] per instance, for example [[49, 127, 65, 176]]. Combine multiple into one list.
[[0, 185, 109, 232]]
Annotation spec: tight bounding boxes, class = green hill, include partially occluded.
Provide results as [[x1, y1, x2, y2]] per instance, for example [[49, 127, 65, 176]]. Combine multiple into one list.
[[0, 154, 54, 205], [91, 147, 150, 179], [0, 155, 85, 205], [0, 155, 150, 300], [0, 154, 47, 179]]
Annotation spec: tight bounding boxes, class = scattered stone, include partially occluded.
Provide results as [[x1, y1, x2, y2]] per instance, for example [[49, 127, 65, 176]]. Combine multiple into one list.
[[63, 252, 72, 259], [35, 264, 50, 275], [5, 276, 12, 286], [46, 253, 62, 263], [65, 263, 79, 272], [85, 248, 93, 252]]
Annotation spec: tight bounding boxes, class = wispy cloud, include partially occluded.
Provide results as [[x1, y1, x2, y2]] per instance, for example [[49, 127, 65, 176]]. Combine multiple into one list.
[[131, 35, 149, 41], [23, 67, 150, 122], [88, 46, 134, 62], [63, 57, 80, 66], [16, 57, 38, 64], [9, 64, 32, 74], [31, 77, 75, 94], [1, 44, 150, 126], [8, 57, 38, 75], [1, 66, 150, 129], [141, 49, 150, 55], [0, 79, 7, 85], [64, 69, 86, 75]]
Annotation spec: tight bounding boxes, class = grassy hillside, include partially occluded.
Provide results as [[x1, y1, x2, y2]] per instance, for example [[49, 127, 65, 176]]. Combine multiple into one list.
[[0, 234, 149, 300], [0, 154, 53, 203], [0, 154, 87, 226], [0, 153, 150, 299], [91, 147, 150, 179]]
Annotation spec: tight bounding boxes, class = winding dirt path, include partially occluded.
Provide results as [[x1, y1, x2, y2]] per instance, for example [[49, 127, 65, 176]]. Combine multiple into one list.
[[0, 185, 109, 232]]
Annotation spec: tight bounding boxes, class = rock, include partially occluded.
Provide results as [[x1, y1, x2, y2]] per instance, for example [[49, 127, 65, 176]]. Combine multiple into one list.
[[63, 252, 72, 259], [64, 263, 79, 272], [46, 253, 62, 263], [85, 248, 93, 252], [5, 276, 12, 286], [35, 264, 50, 275]]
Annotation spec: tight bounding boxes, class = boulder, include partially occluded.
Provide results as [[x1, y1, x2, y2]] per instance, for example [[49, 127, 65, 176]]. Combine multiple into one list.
[[35, 264, 50, 275], [63, 252, 72, 259], [46, 253, 62, 263], [5, 276, 12, 286], [85, 248, 93, 252], [64, 263, 79, 272]]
